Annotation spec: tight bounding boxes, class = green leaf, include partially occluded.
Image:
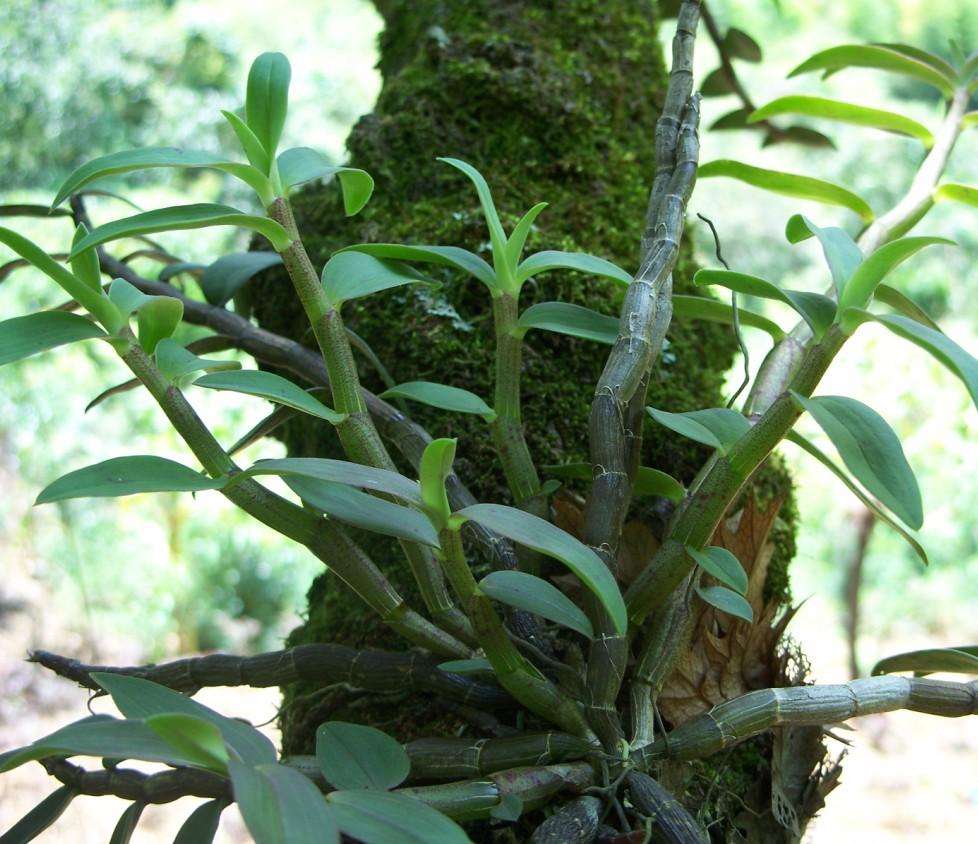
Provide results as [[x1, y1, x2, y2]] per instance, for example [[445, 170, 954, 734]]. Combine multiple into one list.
[[672, 294, 786, 341], [517, 250, 632, 285], [260, 763, 339, 844], [724, 27, 762, 62], [698, 160, 874, 222], [155, 338, 240, 385], [92, 672, 276, 765], [749, 96, 933, 146], [285, 476, 441, 548], [52, 148, 273, 208], [437, 658, 493, 675], [322, 251, 433, 307], [789, 44, 955, 97], [69, 204, 292, 258], [687, 546, 748, 595], [517, 301, 618, 345], [873, 284, 942, 331], [871, 646, 978, 676], [696, 585, 753, 622], [785, 214, 863, 294], [380, 381, 495, 421], [222, 109, 270, 172], [109, 802, 145, 844], [694, 269, 836, 338], [786, 430, 928, 566], [0, 787, 74, 844], [194, 370, 345, 424], [0, 311, 105, 367], [200, 251, 283, 306], [338, 243, 497, 290], [137, 295, 184, 353], [327, 790, 470, 844], [316, 722, 411, 790], [646, 406, 750, 455], [764, 125, 836, 149], [792, 393, 922, 529], [145, 713, 229, 773], [0, 203, 72, 218], [229, 762, 280, 844], [541, 463, 684, 502], [964, 111, 978, 130], [247, 457, 422, 506], [478, 570, 594, 638], [456, 503, 627, 635], [837, 236, 952, 316], [35, 455, 223, 504], [69, 224, 103, 292], [276, 148, 374, 214], [873, 43, 959, 81], [505, 202, 548, 267], [419, 438, 456, 531], [173, 800, 225, 844], [490, 794, 524, 822], [934, 182, 978, 210], [246, 52, 291, 160], [437, 157, 508, 280], [700, 67, 735, 97], [710, 107, 753, 131]]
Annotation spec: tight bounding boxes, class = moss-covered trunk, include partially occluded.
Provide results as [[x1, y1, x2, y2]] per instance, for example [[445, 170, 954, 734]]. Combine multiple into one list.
[[252, 0, 830, 839]]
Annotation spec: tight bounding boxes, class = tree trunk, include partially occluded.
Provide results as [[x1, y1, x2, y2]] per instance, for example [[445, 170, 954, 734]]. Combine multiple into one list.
[[252, 0, 824, 839]]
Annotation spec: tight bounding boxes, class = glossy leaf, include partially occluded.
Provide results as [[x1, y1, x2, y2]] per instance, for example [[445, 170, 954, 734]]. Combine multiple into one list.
[[108, 802, 145, 844], [874, 284, 942, 331], [934, 182, 978, 210], [541, 462, 684, 501], [277, 147, 374, 214], [696, 585, 753, 622], [785, 214, 863, 294], [316, 721, 410, 790], [786, 431, 928, 566], [327, 790, 470, 844], [145, 714, 229, 773], [505, 202, 548, 267], [646, 406, 751, 455], [285, 476, 440, 548], [789, 44, 955, 97], [792, 393, 922, 529], [456, 503, 627, 635], [419, 438, 455, 530], [69, 223, 103, 292], [698, 160, 874, 222], [137, 295, 184, 353], [200, 251, 283, 306], [0, 311, 105, 367], [246, 52, 291, 159], [688, 546, 748, 595], [173, 800, 226, 844], [222, 109, 270, 172], [517, 301, 617, 345], [247, 457, 422, 506], [437, 157, 508, 276], [322, 251, 432, 307], [872, 646, 978, 677], [380, 381, 495, 421], [479, 570, 594, 638], [694, 268, 836, 338], [338, 243, 497, 289], [0, 786, 74, 844], [724, 27, 762, 62], [673, 294, 786, 341], [68, 204, 292, 258], [873, 43, 959, 81], [517, 250, 632, 285], [0, 203, 71, 218], [750, 96, 933, 146], [194, 370, 345, 424], [155, 338, 240, 385]]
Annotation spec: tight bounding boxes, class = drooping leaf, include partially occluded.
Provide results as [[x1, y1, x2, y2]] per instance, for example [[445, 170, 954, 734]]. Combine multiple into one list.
[[698, 160, 874, 222], [694, 269, 836, 338], [155, 338, 240, 385], [327, 790, 470, 844], [247, 457, 422, 506], [688, 546, 749, 595], [316, 722, 411, 790], [108, 802, 145, 844], [68, 204, 292, 258], [35, 456, 223, 504], [785, 214, 863, 294], [322, 251, 433, 307], [646, 406, 751, 455], [749, 96, 933, 146], [786, 430, 928, 565], [69, 223, 103, 292], [245, 52, 291, 160], [789, 44, 955, 97], [517, 301, 618, 345], [871, 646, 978, 677], [672, 294, 786, 341], [380, 381, 495, 421], [0, 311, 105, 367], [285, 476, 440, 548], [145, 714, 229, 773], [437, 157, 508, 278], [419, 438, 456, 530], [0, 203, 72, 218], [194, 370, 345, 424], [517, 250, 632, 285], [792, 393, 922, 529], [0, 786, 75, 844], [505, 202, 548, 268], [276, 147, 374, 214], [934, 182, 978, 210], [478, 570, 594, 638], [541, 462, 684, 501], [200, 251, 283, 306], [874, 284, 942, 331], [337, 243, 497, 289], [696, 585, 754, 622], [456, 503, 627, 635], [724, 27, 762, 62], [173, 799, 226, 844]]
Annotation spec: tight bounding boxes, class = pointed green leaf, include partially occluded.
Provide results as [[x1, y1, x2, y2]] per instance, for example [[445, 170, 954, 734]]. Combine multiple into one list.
[[694, 268, 836, 338], [194, 370, 345, 424], [437, 157, 508, 277], [327, 790, 469, 844], [229, 761, 281, 844], [872, 646, 978, 677], [246, 52, 291, 159], [222, 109, 270, 172], [322, 251, 433, 307], [316, 722, 410, 790], [517, 301, 618, 345], [749, 96, 933, 146], [261, 764, 339, 844], [517, 250, 632, 285], [873, 43, 959, 81], [696, 585, 753, 622], [108, 802, 145, 844], [541, 462, 684, 501], [285, 476, 440, 548], [785, 214, 863, 294], [873, 284, 942, 331], [380, 381, 495, 421], [173, 799, 225, 844], [144, 713, 229, 773], [136, 295, 184, 353], [698, 160, 874, 222], [672, 294, 786, 341], [0, 311, 105, 366], [646, 406, 751, 455], [155, 338, 240, 385], [0, 786, 74, 844], [934, 182, 978, 210], [789, 44, 955, 97], [786, 430, 928, 565], [276, 147, 374, 214], [456, 503, 627, 635], [419, 438, 456, 530], [200, 251, 283, 306], [687, 546, 748, 595], [247, 457, 422, 506], [478, 570, 594, 638], [701, 67, 736, 97], [338, 243, 497, 289], [69, 224, 103, 292], [724, 27, 762, 62], [0, 203, 72, 218], [792, 393, 922, 529], [68, 205, 292, 258], [437, 658, 493, 675], [505, 202, 548, 268]]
